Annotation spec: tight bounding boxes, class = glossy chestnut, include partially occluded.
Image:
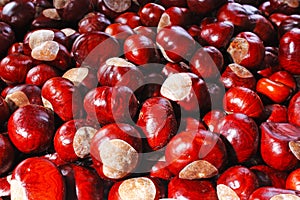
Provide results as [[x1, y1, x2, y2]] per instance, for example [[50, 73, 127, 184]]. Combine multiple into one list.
[[0, 22, 15, 58], [202, 109, 226, 132], [8, 104, 55, 153], [104, 23, 134, 45], [157, 7, 191, 31], [25, 64, 59, 87], [249, 187, 300, 200], [31, 8, 65, 30], [138, 3, 165, 27], [53, 0, 90, 22], [114, 12, 141, 29], [78, 12, 111, 34], [187, 0, 227, 16], [264, 104, 288, 123], [286, 168, 300, 191]]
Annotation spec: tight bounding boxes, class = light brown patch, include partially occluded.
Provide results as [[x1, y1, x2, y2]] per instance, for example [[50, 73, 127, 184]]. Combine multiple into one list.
[[228, 63, 253, 78], [179, 160, 218, 180], [289, 141, 300, 160], [283, 0, 299, 8], [10, 179, 27, 200], [103, 0, 131, 13], [5, 91, 30, 108], [227, 37, 249, 64], [31, 41, 59, 61], [53, 0, 70, 9], [29, 30, 55, 50], [106, 57, 135, 67], [42, 97, 53, 111], [118, 177, 156, 200], [61, 28, 76, 37], [99, 139, 138, 179], [73, 126, 97, 158], [157, 13, 171, 32], [160, 73, 192, 101], [62, 68, 89, 87], [217, 184, 240, 200], [270, 194, 300, 200], [42, 9, 61, 20]]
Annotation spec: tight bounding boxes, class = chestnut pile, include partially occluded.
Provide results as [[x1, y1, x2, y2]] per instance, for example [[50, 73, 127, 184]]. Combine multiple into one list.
[[0, 0, 299, 199]]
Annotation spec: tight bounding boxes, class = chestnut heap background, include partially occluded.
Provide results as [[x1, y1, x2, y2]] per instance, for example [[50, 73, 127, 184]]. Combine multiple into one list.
[[0, 0, 299, 199]]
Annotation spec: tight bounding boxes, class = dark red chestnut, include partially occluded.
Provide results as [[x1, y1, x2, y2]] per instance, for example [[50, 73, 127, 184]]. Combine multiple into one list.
[[0, 134, 15, 175], [159, 0, 187, 8], [59, 164, 104, 200], [288, 91, 300, 127], [84, 86, 139, 125], [227, 32, 265, 69], [286, 168, 300, 191], [60, 28, 80, 50], [90, 123, 142, 180], [220, 63, 256, 90], [31, 8, 65, 30], [108, 177, 163, 200], [278, 28, 300, 75], [8, 104, 55, 153], [41, 77, 82, 121], [54, 119, 98, 162], [96, 0, 132, 19], [187, 0, 226, 16], [71, 32, 120, 69], [168, 177, 218, 199], [150, 160, 173, 180], [124, 34, 157, 65], [202, 109, 226, 132], [269, 0, 300, 15], [114, 12, 142, 29], [157, 7, 191, 31], [0, 53, 33, 84], [133, 26, 156, 41], [78, 12, 111, 34], [138, 3, 165, 27], [260, 122, 300, 171], [223, 86, 264, 118], [156, 25, 196, 63], [217, 166, 259, 200], [7, 42, 23, 55], [165, 129, 227, 178], [0, 22, 15, 58], [161, 62, 189, 77], [189, 46, 224, 79], [104, 23, 134, 45], [278, 15, 300, 38], [269, 70, 296, 91], [53, 0, 90, 22], [269, 13, 289, 27], [264, 104, 288, 123], [0, 96, 9, 125], [199, 21, 234, 49], [137, 97, 177, 150], [25, 64, 59, 87], [249, 187, 300, 200], [215, 113, 259, 163], [42, 152, 68, 167], [10, 157, 65, 200]]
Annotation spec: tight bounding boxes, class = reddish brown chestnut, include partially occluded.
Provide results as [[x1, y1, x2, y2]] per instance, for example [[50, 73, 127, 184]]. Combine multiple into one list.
[[54, 119, 98, 162], [168, 177, 218, 199], [202, 109, 226, 132], [187, 0, 226, 16], [108, 177, 162, 200], [217, 166, 259, 200], [10, 157, 65, 200], [223, 86, 264, 118], [269, 70, 296, 91], [41, 77, 82, 121], [156, 25, 196, 63], [0, 53, 33, 84], [84, 86, 139, 125], [227, 32, 265, 69], [286, 168, 300, 191], [104, 23, 134, 44], [288, 91, 300, 127], [157, 7, 191, 31], [78, 12, 111, 34], [0, 22, 15, 58], [260, 122, 300, 171], [137, 97, 177, 150], [278, 28, 300, 75], [25, 64, 59, 87], [264, 104, 288, 123], [0, 134, 15, 175], [114, 12, 142, 29], [31, 8, 65, 30], [138, 3, 165, 27], [215, 113, 259, 163], [220, 63, 256, 90], [8, 104, 54, 153], [53, 0, 90, 22], [90, 123, 142, 180], [165, 129, 227, 178], [0, 96, 9, 125]]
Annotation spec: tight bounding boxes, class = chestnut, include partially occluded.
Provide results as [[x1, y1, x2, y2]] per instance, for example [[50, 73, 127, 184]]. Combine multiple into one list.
[[269, 0, 300, 15], [278, 28, 300, 75], [156, 25, 196, 63], [7, 42, 23, 55], [71, 32, 120, 69], [0, 134, 15, 175], [31, 8, 65, 30], [165, 129, 227, 179], [288, 91, 300, 127], [227, 31, 265, 69], [157, 7, 191, 31], [54, 119, 98, 162], [97, 57, 144, 91], [0, 22, 15, 58], [25, 64, 59, 87], [269, 13, 289, 27], [96, 0, 132, 19], [8, 104, 55, 153], [286, 168, 300, 191], [150, 160, 173, 180], [41, 77, 82, 121], [199, 21, 234, 49], [59, 164, 104, 200], [189, 46, 224, 79], [160, 0, 187, 8], [114, 12, 142, 29], [133, 25, 156, 41], [215, 113, 259, 163], [137, 97, 177, 150], [168, 177, 218, 199], [90, 123, 142, 180], [264, 104, 288, 123], [249, 187, 300, 200], [202, 109, 226, 132], [223, 86, 264, 118], [220, 63, 256, 90], [0, 96, 9, 125], [217, 166, 259, 200], [104, 23, 134, 45], [161, 62, 189, 77], [83, 86, 139, 125], [78, 12, 111, 34], [108, 177, 163, 200], [278, 15, 300, 38], [10, 157, 65, 200], [260, 122, 300, 171], [0, 53, 33, 85], [269, 70, 296, 91], [41, 152, 68, 167], [187, 0, 226, 16], [160, 72, 211, 113], [138, 3, 165, 27], [60, 28, 80, 51], [123, 34, 157, 65]]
